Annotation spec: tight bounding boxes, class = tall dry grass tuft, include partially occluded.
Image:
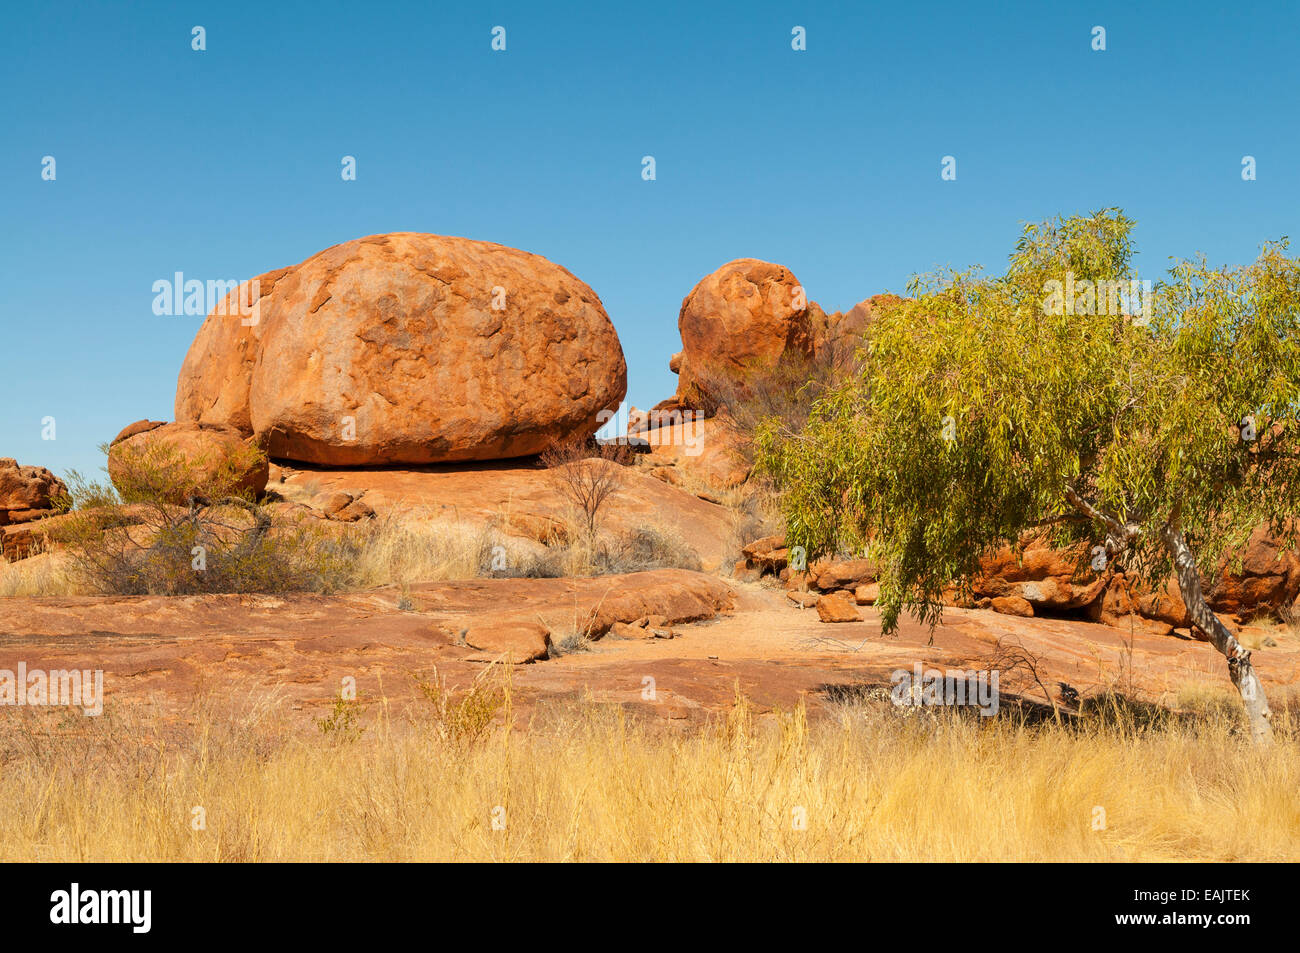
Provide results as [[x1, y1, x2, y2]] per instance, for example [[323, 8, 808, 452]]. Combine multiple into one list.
[[1, 680, 1296, 862], [0, 550, 76, 598], [343, 511, 502, 587]]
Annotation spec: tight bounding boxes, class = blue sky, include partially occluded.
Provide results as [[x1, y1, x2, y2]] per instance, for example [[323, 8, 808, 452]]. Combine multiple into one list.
[[3, 0, 1298, 479]]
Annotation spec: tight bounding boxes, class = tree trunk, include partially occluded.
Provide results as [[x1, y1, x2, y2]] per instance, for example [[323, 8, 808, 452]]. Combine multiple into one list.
[[1160, 524, 1274, 745]]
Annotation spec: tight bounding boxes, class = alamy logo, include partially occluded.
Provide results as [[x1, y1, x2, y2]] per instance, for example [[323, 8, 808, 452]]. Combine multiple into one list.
[[1042, 271, 1153, 324], [50, 883, 151, 933], [891, 663, 999, 716], [152, 273, 260, 323], [0, 663, 103, 715]]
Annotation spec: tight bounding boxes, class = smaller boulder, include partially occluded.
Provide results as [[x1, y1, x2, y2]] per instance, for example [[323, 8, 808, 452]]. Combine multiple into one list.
[[813, 558, 875, 591], [816, 592, 861, 623], [990, 595, 1034, 617], [108, 422, 268, 504], [854, 583, 880, 605], [609, 620, 653, 639], [673, 259, 811, 412], [309, 491, 354, 516], [334, 499, 376, 523], [741, 534, 785, 559], [463, 622, 551, 663], [782, 568, 812, 588]]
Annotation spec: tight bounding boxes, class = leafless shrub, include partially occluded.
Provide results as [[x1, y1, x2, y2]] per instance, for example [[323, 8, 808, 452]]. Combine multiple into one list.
[[983, 640, 1062, 722], [540, 434, 628, 541]]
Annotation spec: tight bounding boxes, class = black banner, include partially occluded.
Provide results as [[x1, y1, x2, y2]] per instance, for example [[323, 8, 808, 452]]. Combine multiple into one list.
[[0, 863, 1275, 941]]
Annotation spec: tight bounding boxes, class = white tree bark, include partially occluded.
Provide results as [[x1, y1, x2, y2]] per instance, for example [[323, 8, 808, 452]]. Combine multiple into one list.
[[1064, 486, 1274, 744], [1160, 523, 1274, 745]]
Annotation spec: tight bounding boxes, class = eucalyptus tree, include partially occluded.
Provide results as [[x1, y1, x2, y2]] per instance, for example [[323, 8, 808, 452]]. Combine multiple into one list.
[[759, 210, 1300, 743]]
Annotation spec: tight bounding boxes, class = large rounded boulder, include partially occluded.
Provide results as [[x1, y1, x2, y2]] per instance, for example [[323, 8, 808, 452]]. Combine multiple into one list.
[[672, 259, 810, 412], [175, 233, 627, 465]]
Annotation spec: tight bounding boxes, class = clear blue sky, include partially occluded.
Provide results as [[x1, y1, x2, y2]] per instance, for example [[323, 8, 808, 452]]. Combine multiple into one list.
[[3, 0, 1297, 479]]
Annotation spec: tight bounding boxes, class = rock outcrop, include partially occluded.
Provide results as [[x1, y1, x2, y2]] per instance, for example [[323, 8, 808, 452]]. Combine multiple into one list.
[[0, 458, 67, 527], [175, 233, 627, 466], [633, 414, 750, 491], [970, 537, 1110, 614], [648, 262, 898, 488], [270, 460, 734, 571], [807, 294, 900, 371], [664, 258, 898, 415], [746, 529, 1300, 635]]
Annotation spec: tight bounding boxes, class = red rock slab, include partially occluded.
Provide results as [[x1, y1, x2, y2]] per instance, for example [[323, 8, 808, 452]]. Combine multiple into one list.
[[1, 582, 1294, 736], [632, 416, 750, 490], [273, 461, 736, 571], [0, 571, 734, 727]]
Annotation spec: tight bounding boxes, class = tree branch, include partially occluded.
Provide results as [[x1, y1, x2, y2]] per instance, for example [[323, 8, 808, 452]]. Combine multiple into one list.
[[1063, 486, 1142, 546]]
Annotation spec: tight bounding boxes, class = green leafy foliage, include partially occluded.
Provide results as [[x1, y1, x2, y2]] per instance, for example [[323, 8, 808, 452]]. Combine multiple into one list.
[[759, 210, 1300, 635]]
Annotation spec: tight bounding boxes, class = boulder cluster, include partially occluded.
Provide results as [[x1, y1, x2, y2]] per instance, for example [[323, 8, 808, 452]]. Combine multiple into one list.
[[0, 458, 66, 526], [739, 531, 1300, 635], [96, 232, 629, 504], [624, 258, 895, 492], [0, 459, 69, 560], [7, 232, 1299, 640], [643, 257, 893, 420]]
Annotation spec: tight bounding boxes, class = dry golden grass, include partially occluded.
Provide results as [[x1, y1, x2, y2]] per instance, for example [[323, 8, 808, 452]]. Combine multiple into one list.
[[0, 504, 701, 598], [1240, 610, 1300, 650], [345, 510, 500, 587], [0, 510, 504, 597], [0, 677, 1296, 862], [0, 550, 75, 598]]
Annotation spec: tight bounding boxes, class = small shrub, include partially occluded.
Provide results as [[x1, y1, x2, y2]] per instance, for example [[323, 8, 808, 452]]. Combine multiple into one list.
[[548, 630, 593, 657], [597, 525, 701, 573], [414, 664, 509, 745], [57, 446, 353, 595], [701, 348, 847, 468], [316, 692, 365, 742], [109, 436, 264, 506], [57, 469, 119, 511]]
